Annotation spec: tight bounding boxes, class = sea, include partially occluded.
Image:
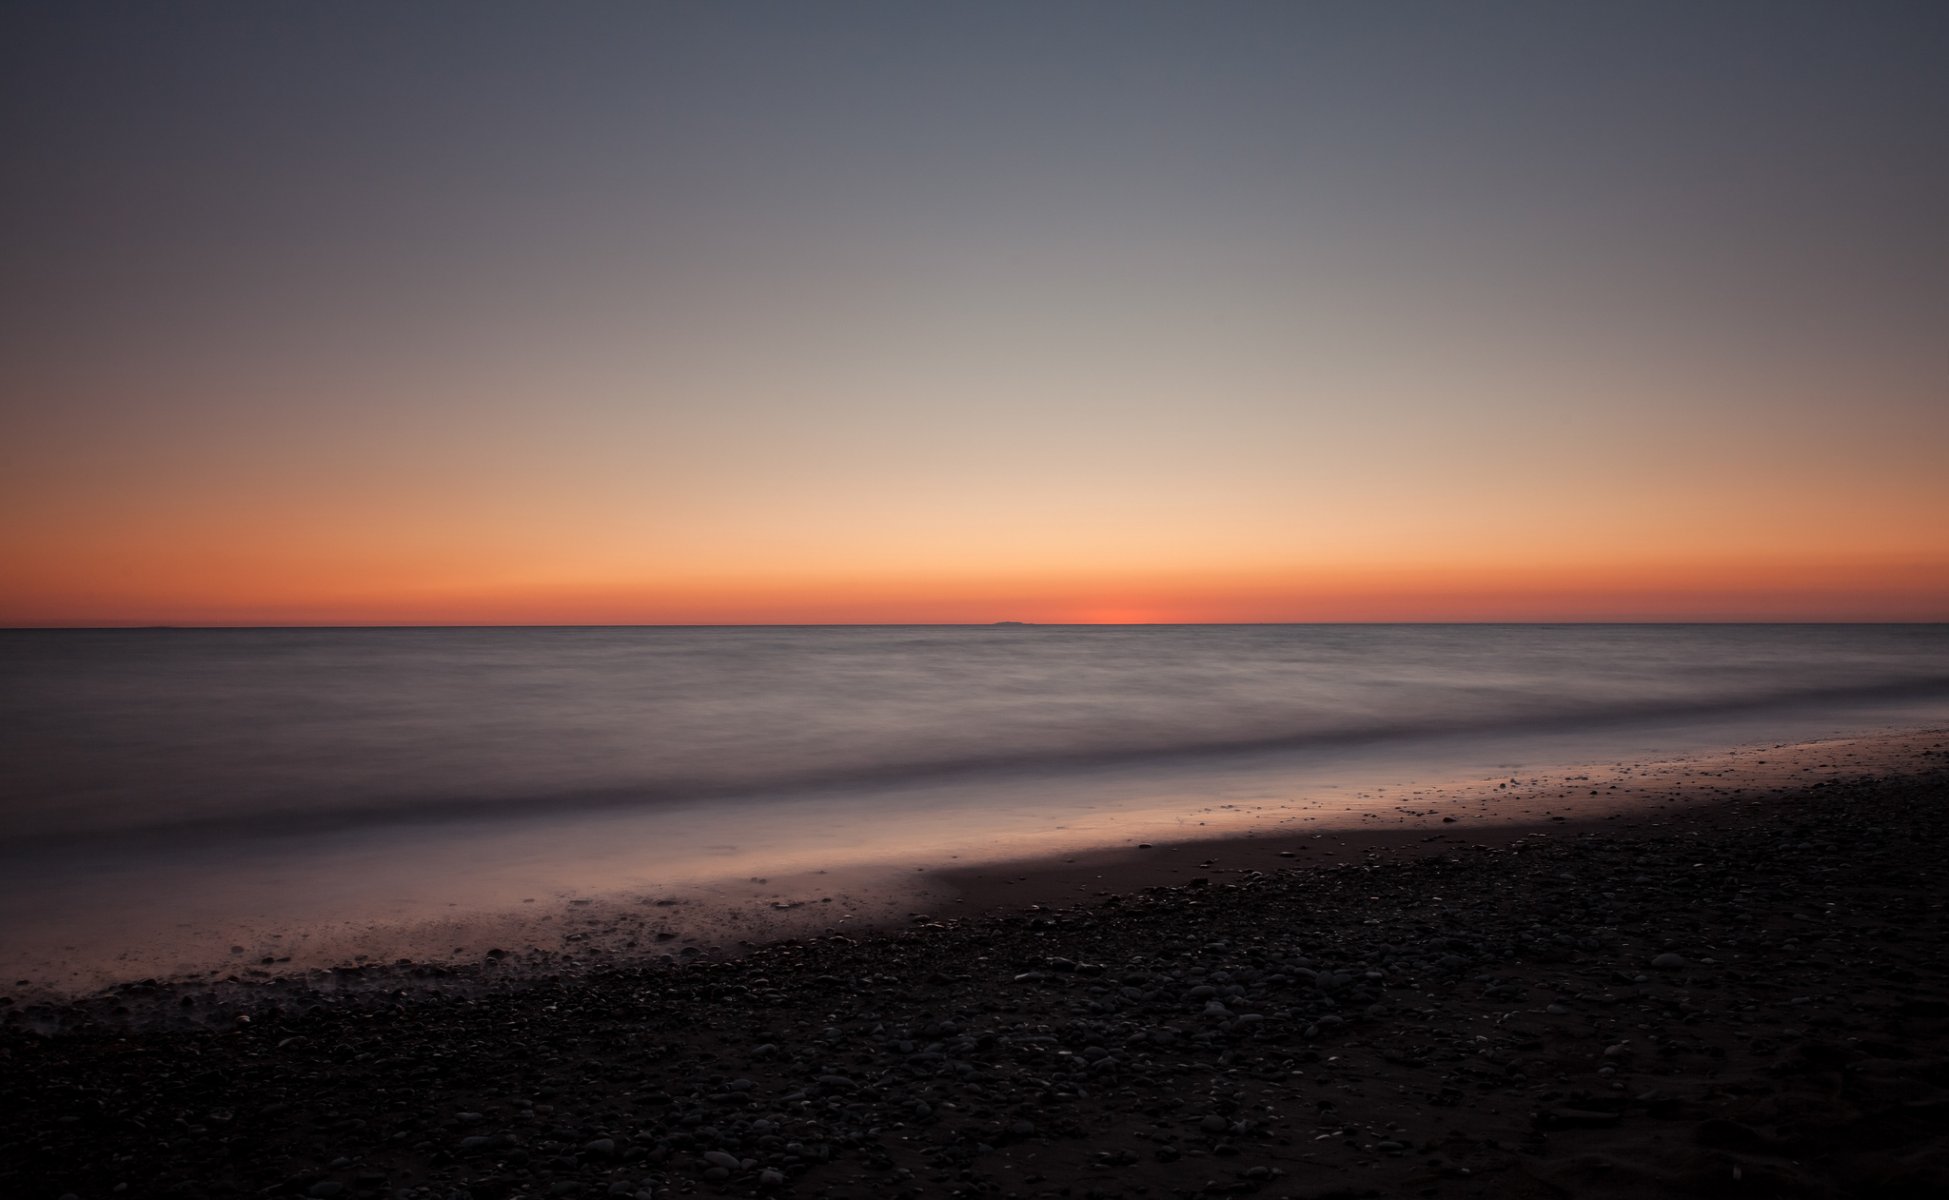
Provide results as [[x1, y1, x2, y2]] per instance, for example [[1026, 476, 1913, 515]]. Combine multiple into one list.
[[4, 624, 1947, 991]]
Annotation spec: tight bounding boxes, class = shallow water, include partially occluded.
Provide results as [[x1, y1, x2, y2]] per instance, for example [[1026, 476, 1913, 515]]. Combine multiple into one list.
[[3, 624, 1946, 989]]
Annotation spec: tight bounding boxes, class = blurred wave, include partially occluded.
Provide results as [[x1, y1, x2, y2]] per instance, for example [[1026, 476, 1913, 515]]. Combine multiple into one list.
[[4, 624, 1947, 843]]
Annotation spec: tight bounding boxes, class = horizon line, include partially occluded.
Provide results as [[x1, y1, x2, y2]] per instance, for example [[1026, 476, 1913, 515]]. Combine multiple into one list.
[[6, 618, 1947, 631]]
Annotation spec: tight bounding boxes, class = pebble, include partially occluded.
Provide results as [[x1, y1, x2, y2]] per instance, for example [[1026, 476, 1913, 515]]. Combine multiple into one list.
[[7, 765, 1944, 1200]]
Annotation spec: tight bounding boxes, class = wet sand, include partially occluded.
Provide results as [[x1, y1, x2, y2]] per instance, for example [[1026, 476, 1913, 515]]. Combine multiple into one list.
[[3, 730, 1946, 1199], [932, 730, 1942, 915]]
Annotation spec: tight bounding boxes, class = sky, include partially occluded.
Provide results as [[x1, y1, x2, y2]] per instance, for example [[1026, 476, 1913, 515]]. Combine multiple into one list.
[[2, 1, 1946, 625]]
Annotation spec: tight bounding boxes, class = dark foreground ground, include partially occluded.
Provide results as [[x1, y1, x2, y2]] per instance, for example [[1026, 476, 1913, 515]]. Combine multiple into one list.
[[5, 752, 1947, 1200]]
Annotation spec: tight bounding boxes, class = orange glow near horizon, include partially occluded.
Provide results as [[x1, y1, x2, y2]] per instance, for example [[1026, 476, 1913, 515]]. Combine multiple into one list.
[[6, 554, 1947, 627], [6, 361, 1946, 626]]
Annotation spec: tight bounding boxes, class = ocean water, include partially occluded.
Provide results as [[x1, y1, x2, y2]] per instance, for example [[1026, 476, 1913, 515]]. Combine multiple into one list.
[[3, 624, 1947, 989]]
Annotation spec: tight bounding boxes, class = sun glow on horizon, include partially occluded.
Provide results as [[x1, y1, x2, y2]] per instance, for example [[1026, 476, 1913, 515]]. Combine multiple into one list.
[[6, 554, 1946, 627]]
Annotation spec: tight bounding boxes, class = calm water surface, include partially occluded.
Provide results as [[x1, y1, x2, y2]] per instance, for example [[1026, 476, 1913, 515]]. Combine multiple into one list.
[[3, 624, 1945, 989]]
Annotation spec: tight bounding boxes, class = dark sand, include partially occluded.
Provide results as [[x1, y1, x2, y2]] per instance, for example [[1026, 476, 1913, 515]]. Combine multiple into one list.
[[4, 732, 1947, 1199]]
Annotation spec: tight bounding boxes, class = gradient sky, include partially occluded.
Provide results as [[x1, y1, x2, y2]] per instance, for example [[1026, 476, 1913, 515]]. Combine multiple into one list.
[[3, 1, 1946, 624]]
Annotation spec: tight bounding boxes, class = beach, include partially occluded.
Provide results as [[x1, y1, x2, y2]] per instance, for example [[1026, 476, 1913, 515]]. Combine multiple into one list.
[[5, 730, 1945, 1200]]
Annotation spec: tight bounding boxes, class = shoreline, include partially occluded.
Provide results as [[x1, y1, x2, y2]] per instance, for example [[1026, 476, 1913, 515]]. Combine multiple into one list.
[[4, 727, 1942, 1003], [929, 727, 1946, 917], [4, 733, 1947, 1198]]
